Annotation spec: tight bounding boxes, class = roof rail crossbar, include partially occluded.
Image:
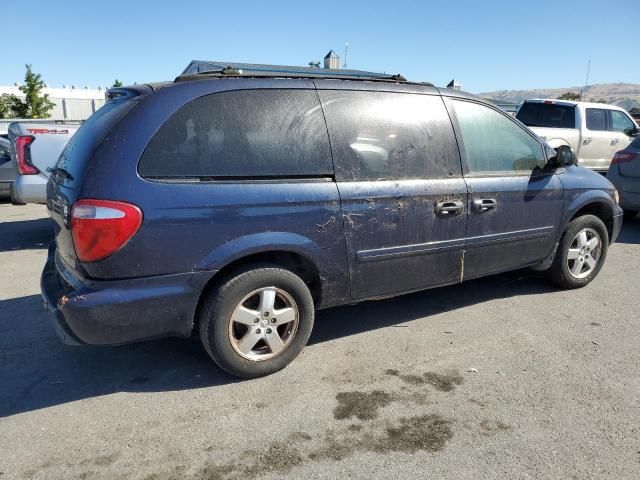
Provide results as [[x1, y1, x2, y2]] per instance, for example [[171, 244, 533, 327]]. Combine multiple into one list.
[[175, 65, 408, 84]]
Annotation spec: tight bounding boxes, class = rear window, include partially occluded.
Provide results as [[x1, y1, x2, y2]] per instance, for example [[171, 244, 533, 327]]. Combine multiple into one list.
[[138, 89, 333, 179], [319, 90, 461, 181], [586, 108, 607, 131], [516, 102, 576, 129], [56, 99, 136, 187]]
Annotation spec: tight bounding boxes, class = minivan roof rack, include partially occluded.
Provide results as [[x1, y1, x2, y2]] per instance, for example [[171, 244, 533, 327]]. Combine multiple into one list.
[[175, 60, 413, 84]]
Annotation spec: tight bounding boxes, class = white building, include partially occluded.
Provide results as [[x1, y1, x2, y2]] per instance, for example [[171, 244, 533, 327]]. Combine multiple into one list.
[[0, 84, 107, 121]]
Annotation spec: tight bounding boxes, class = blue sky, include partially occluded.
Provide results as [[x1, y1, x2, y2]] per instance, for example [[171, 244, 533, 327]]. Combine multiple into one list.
[[2, 0, 638, 93]]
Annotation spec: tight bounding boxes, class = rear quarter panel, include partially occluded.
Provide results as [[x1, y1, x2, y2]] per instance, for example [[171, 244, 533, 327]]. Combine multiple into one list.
[[74, 79, 351, 308]]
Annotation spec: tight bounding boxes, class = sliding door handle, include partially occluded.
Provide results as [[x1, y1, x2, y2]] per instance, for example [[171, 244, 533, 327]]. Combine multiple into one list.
[[472, 198, 497, 213], [435, 200, 464, 217]]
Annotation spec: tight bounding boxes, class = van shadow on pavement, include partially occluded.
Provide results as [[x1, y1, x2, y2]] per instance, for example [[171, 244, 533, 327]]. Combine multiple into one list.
[[0, 217, 53, 252], [0, 269, 553, 418], [1, 221, 636, 418], [616, 216, 640, 244]]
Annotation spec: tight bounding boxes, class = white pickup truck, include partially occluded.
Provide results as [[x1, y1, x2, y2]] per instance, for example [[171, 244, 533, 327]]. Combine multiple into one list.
[[8, 122, 80, 204], [516, 99, 639, 172]]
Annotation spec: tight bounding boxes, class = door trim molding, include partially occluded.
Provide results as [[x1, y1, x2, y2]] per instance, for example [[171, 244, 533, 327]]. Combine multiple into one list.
[[356, 237, 465, 262], [356, 225, 554, 262], [465, 226, 554, 248]]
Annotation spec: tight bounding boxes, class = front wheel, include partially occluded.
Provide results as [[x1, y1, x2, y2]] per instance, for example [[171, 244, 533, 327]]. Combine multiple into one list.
[[546, 215, 609, 289], [199, 264, 315, 378]]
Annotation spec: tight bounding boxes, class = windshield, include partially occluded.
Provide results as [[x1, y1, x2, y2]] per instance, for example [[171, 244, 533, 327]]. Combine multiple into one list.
[[517, 102, 576, 129]]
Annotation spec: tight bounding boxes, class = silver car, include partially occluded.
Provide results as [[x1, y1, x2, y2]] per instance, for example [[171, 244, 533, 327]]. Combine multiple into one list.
[[607, 135, 640, 220], [8, 122, 79, 204], [0, 137, 14, 198]]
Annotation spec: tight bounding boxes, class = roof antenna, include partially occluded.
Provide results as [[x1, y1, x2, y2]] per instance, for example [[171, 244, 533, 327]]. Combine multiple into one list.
[[343, 42, 349, 69], [581, 59, 591, 101]]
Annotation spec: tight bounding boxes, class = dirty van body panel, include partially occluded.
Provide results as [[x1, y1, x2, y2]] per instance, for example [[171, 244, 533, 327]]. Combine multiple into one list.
[[317, 85, 467, 299], [462, 173, 564, 279], [560, 165, 622, 242], [337, 179, 467, 299], [66, 79, 350, 307], [443, 93, 566, 279], [86, 180, 349, 307]]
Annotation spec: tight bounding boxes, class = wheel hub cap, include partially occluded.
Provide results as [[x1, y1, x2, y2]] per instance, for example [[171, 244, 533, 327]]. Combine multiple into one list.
[[567, 228, 602, 279], [228, 287, 299, 361]]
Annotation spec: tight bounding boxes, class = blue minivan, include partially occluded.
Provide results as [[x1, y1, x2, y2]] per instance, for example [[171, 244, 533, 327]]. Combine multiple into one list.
[[42, 68, 623, 377]]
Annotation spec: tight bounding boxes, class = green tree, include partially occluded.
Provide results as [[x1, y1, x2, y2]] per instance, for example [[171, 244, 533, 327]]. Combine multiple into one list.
[[9, 65, 55, 118], [112, 79, 123, 88], [0, 94, 13, 119], [557, 92, 581, 101]]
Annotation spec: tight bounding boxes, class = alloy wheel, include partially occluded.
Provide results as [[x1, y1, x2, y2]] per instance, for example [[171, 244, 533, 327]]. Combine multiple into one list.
[[567, 228, 602, 279], [228, 287, 299, 361]]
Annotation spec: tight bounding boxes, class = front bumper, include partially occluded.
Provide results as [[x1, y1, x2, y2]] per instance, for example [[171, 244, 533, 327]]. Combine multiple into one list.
[[611, 208, 623, 244], [41, 243, 213, 345]]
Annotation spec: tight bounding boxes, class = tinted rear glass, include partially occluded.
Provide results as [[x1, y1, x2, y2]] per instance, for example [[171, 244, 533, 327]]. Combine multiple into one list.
[[139, 89, 333, 179], [319, 90, 460, 181], [516, 102, 576, 128], [586, 108, 607, 131], [56, 99, 137, 187]]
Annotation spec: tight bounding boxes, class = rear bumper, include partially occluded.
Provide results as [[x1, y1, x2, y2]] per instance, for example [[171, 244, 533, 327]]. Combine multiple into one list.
[[607, 168, 640, 210], [41, 242, 214, 345], [13, 173, 48, 204]]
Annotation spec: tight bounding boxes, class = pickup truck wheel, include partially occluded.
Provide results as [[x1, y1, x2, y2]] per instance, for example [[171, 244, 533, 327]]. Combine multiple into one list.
[[199, 264, 314, 378], [547, 215, 608, 289], [623, 209, 638, 220]]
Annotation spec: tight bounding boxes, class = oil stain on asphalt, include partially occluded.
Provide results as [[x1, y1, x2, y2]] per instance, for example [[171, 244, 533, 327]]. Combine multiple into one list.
[[333, 390, 395, 420], [385, 368, 464, 392], [73, 368, 508, 480]]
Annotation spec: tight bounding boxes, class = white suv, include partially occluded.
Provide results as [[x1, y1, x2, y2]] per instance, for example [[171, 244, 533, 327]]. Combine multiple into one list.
[[516, 99, 639, 172]]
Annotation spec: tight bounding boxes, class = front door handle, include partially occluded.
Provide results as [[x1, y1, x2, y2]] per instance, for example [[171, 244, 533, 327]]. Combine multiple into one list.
[[472, 198, 497, 213], [435, 200, 464, 217], [583, 137, 592, 145], [611, 138, 620, 145]]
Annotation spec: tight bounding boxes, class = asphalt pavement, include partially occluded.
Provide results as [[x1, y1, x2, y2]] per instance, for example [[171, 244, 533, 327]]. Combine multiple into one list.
[[1, 202, 639, 479]]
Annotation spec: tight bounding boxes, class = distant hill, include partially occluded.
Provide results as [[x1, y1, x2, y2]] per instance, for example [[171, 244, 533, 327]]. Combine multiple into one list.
[[480, 83, 640, 111]]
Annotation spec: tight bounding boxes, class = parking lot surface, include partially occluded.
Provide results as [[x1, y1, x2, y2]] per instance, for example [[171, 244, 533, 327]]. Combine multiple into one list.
[[1, 202, 639, 480]]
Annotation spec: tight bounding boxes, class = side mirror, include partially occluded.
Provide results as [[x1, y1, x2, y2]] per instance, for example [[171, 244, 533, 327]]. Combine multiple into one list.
[[630, 126, 640, 137], [548, 146, 577, 168]]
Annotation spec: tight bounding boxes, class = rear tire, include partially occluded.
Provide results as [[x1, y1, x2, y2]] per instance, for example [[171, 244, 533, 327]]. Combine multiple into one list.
[[546, 215, 608, 289], [623, 209, 638, 220], [199, 264, 315, 378]]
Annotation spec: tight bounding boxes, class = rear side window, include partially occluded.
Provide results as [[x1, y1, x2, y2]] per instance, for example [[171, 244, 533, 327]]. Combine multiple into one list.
[[139, 89, 333, 178], [516, 102, 576, 129], [56, 99, 136, 187], [319, 90, 461, 181], [586, 108, 607, 131]]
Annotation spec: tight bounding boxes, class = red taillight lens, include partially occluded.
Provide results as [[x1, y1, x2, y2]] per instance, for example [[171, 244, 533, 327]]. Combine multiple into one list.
[[15, 135, 38, 175], [71, 199, 143, 262], [611, 151, 637, 164]]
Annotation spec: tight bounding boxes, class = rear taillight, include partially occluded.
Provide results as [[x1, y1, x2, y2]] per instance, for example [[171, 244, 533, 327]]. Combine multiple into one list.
[[15, 135, 38, 175], [611, 151, 637, 164], [71, 199, 143, 262]]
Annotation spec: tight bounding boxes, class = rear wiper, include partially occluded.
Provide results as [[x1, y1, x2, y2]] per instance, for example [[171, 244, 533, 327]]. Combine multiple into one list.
[[47, 166, 74, 181]]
